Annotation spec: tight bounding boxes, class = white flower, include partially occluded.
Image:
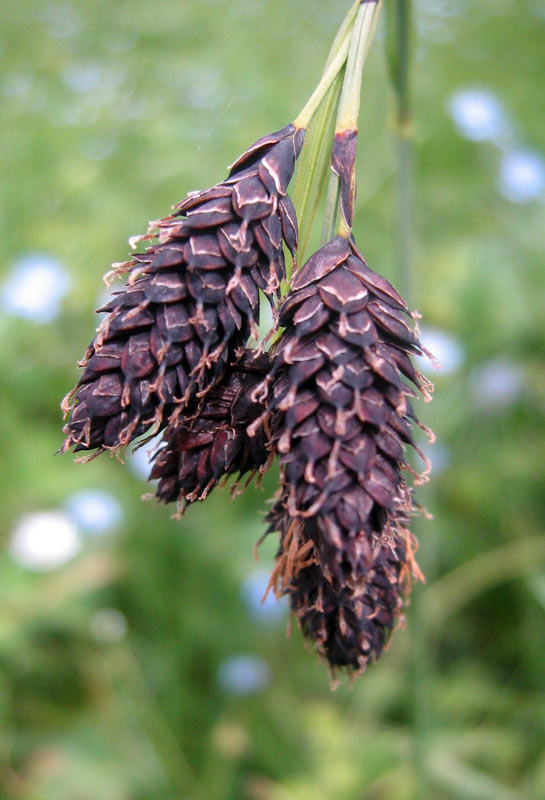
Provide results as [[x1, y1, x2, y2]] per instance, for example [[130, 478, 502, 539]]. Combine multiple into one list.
[[241, 569, 287, 623], [65, 489, 122, 535], [416, 326, 464, 375], [498, 150, 545, 203], [217, 655, 271, 695], [9, 511, 81, 572], [1, 254, 70, 323], [449, 88, 508, 143], [471, 359, 524, 410], [128, 438, 161, 480]]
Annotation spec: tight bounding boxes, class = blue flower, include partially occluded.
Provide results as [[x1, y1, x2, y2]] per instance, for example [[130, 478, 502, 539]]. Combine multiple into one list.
[[65, 489, 123, 535]]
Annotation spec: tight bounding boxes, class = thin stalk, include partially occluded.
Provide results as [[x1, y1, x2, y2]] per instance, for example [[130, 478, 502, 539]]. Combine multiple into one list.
[[336, 1, 381, 133], [410, 533, 433, 800], [392, 0, 412, 301], [388, 3, 434, 799], [293, 7, 355, 131], [396, 133, 412, 301], [292, 44, 348, 132], [324, 0, 362, 70], [393, 0, 411, 128]]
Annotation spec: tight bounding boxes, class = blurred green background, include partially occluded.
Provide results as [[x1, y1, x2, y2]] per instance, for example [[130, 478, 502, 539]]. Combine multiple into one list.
[[1, 1, 545, 798]]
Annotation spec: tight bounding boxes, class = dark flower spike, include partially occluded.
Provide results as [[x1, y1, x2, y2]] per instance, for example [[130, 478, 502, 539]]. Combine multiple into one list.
[[264, 489, 422, 675], [149, 351, 272, 516], [256, 2, 432, 670], [61, 126, 304, 456], [254, 234, 432, 594]]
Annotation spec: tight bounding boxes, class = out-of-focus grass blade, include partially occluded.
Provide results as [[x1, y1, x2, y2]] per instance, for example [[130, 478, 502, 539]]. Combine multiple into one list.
[[384, 0, 412, 124], [424, 534, 545, 630], [0, 554, 121, 643], [427, 750, 528, 800], [526, 573, 545, 611]]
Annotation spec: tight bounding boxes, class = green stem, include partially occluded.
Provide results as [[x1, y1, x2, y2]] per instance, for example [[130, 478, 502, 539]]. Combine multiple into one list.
[[387, 4, 434, 798], [293, 11, 354, 130], [336, 0, 381, 133], [392, 0, 412, 300], [394, 0, 411, 128], [324, 0, 362, 70], [396, 132, 412, 301], [410, 536, 433, 800]]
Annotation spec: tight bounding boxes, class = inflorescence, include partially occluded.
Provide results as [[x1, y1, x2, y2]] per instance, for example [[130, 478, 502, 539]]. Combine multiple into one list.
[[61, 0, 433, 678]]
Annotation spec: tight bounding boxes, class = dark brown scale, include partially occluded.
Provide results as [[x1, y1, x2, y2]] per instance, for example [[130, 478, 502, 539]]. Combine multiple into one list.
[[61, 125, 304, 455], [150, 351, 271, 511]]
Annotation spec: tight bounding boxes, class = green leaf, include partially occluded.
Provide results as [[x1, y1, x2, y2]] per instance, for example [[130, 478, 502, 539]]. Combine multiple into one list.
[[292, 69, 344, 270]]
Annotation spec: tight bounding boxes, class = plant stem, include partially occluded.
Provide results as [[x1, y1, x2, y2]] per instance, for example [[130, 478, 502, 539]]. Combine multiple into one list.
[[387, 4, 435, 799], [324, 0, 362, 70], [336, 0, 381, 133], [410, 534, 433, 800], [392, 0, 412, 300], [396, 131, 412, 301], [294, 1, 384, 132], [292, 7, 355, 131]]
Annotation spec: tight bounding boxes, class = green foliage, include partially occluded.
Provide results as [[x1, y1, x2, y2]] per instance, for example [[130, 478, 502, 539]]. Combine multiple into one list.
[[1, 1, 544, 798]]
